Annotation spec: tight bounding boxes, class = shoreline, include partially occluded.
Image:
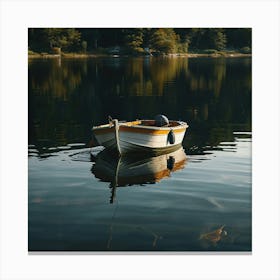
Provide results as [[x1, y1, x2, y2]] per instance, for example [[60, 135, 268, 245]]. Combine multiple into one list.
[[28, 52, 251, 59]]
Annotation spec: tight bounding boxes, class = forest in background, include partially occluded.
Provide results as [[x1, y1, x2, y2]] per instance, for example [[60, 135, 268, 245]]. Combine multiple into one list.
[[28, 28, 251, 55]]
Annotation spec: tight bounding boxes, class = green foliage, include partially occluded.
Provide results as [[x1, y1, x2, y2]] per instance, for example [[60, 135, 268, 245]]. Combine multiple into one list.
[[177, 40, 189, 53], [213, 30, 226, 50], [189, 28, 226, 50], [151, 28, 179, 54], [202, 49, 218, 54], [124, 28, 144, 54], [225, 28, 251, 48], [45, 28, 81, 51], [28, 28, 49, 52], [28, 28, 252, 55], [82, 41, 87, 53], [240, 46, 251, 54], [188, 28, 205, 50], [28, 49, 36, 55]]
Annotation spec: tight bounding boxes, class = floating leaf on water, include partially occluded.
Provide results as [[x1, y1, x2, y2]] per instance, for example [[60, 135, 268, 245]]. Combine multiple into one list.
[[199, 225, 227, 245]]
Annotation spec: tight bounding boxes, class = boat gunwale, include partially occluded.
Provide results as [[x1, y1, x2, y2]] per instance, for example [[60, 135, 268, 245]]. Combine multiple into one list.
[[125, 120, 188, 131], [92, 120, 188, 131], [92, 124, 114, 130]]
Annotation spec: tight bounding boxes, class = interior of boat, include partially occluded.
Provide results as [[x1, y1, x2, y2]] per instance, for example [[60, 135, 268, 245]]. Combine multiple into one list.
[[125, 120, 181, 127]]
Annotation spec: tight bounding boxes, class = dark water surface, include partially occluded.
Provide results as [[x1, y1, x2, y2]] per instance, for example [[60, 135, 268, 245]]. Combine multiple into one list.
[[28, 56, 251, 251]]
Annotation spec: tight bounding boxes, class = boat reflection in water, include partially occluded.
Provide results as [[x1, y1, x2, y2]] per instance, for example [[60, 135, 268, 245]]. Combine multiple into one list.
[[91, 146, 187, 203]]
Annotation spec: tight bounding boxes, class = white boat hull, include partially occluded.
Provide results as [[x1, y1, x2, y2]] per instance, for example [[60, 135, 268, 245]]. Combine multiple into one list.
[[93, 119, 188, 155]]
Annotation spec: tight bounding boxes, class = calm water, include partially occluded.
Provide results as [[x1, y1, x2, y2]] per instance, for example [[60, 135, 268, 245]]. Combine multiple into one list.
[[28, 56, 251, 251]]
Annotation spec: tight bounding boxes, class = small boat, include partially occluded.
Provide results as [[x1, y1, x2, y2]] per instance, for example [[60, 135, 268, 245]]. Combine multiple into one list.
[[92, 115, 188, 155]]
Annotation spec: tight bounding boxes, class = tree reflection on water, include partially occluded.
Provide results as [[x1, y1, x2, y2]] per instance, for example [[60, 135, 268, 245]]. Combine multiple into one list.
[[28, 56, 251, 156]]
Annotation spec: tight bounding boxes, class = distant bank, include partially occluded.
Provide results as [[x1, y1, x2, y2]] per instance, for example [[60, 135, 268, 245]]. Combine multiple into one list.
[[28, 51, 251, 59]]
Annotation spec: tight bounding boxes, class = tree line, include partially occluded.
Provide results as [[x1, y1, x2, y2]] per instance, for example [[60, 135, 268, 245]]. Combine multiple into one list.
[[28, 28, 251, 55]]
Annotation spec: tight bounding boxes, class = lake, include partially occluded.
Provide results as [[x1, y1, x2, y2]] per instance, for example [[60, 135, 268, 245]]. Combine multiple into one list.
[[28, 56, 251, 251]]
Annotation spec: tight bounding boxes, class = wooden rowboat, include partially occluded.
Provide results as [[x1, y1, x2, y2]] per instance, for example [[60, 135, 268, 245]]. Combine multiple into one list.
[[92, 116, 188, 155]]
